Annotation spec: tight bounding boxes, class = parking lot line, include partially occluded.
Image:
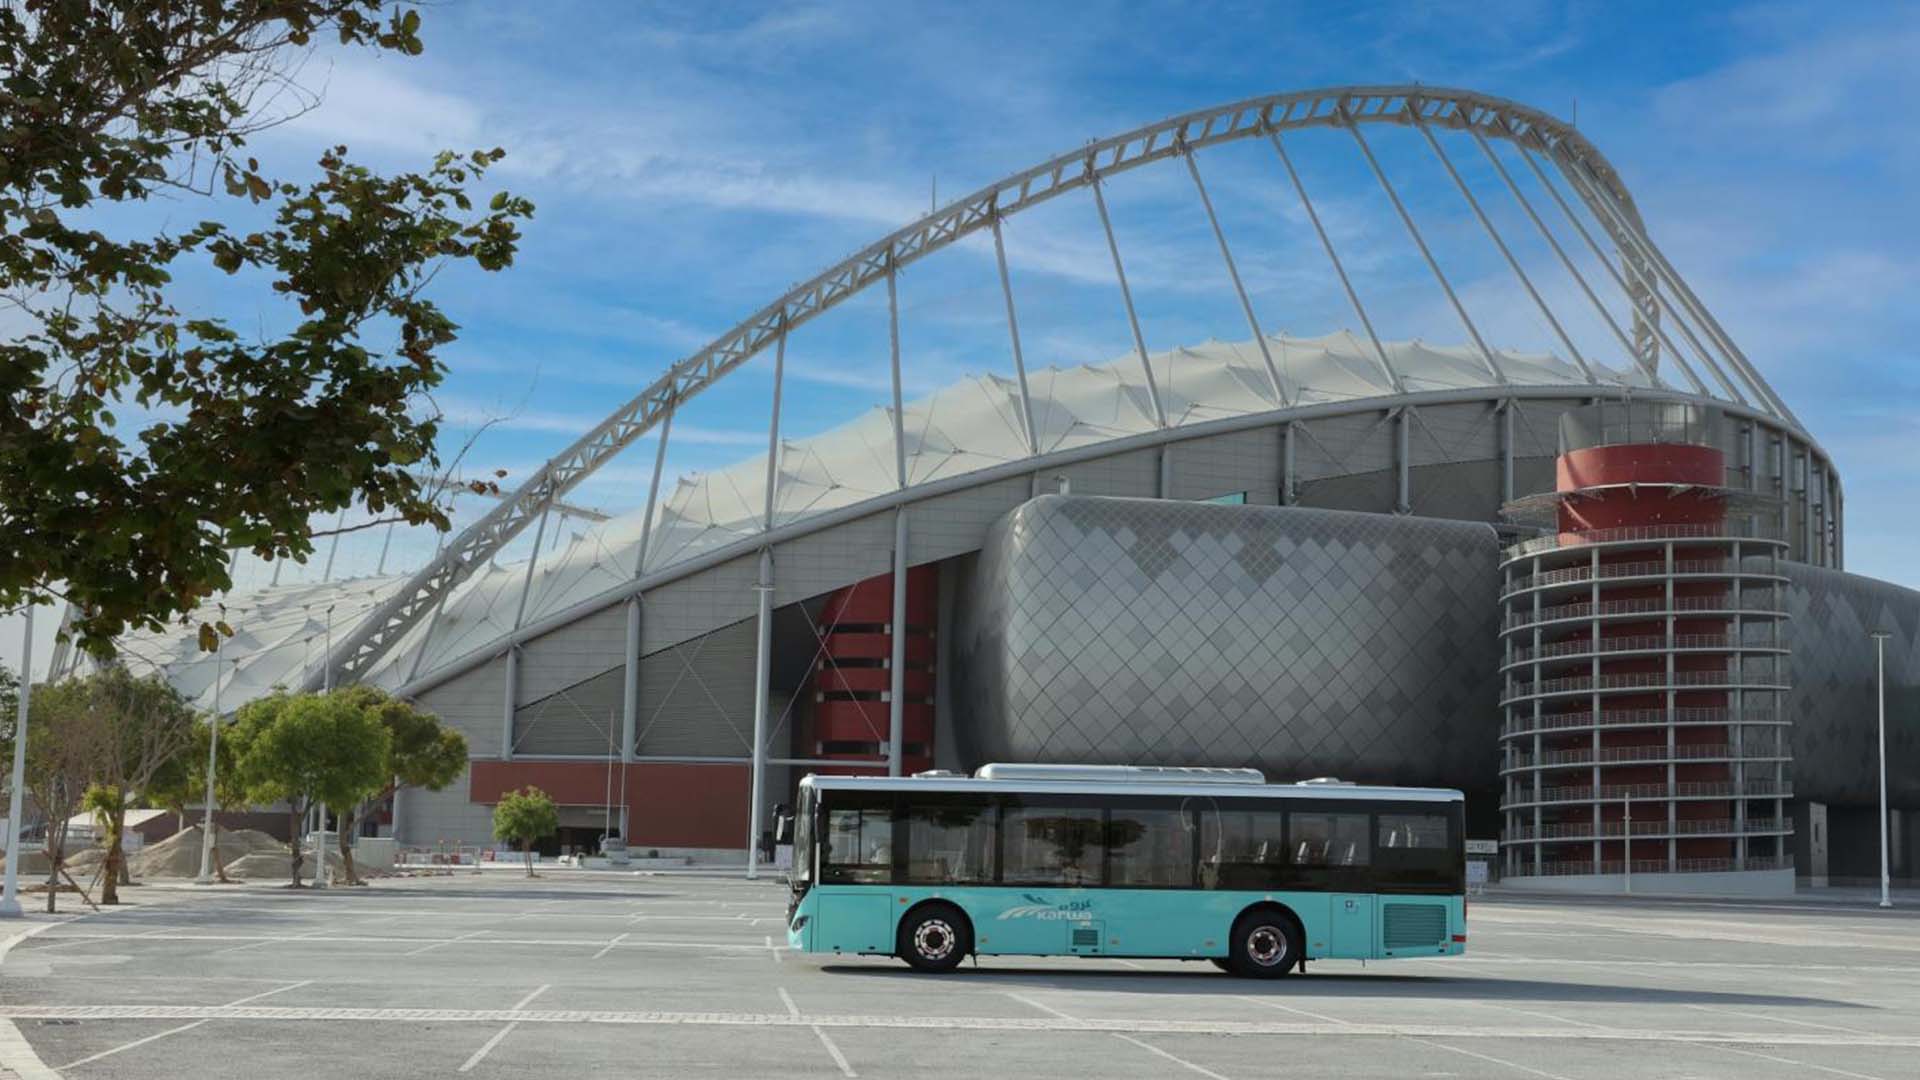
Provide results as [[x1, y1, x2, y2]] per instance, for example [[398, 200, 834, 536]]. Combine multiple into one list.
[[457, 1021, 519, 1074], [1416, 1038, 1575, 1080], [50, 979, 314, 1073], [1702, 1042, 1888, 1080], [1235, 994, 1352, 1026], [809, 1023, 858, 1077], [1001, 992, 1075, 1020], [402, 930, 489, 957], [1111, 1033, 1231, 1079], [590, 933, 629, 960], [510, 985, 551, 1011], [1678, 1002, 1876, 1036]]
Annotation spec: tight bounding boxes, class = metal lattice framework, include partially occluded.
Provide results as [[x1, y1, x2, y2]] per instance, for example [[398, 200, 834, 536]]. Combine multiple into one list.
[[307, 84, 1804, 692]]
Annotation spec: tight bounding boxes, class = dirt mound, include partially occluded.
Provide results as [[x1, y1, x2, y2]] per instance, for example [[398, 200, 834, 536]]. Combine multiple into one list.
[[226, 847, 351, 884], [128, 825, 284, 878]]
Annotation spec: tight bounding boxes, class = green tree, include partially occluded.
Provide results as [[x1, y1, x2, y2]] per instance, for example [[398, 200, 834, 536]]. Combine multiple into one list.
[[229, 691, 389, 887], [145, 716, 246, 882], [328, 686, 466, 884], [492, 787, 557, 878], [1, 674, 104, 911], [0, 1, 533, 658], [46, 668, 199, 904]]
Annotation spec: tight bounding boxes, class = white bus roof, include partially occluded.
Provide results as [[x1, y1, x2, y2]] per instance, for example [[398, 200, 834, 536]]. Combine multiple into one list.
[[799, 769, 1462, 803]]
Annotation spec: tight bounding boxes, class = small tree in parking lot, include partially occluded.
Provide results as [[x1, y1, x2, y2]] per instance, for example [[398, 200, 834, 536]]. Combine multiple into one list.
[[492, 787, 557, 878], [229, 691, 390, 887]]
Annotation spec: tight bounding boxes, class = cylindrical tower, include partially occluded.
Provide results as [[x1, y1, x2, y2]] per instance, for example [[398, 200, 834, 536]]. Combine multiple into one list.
[[1498, 402, 1794, 892]]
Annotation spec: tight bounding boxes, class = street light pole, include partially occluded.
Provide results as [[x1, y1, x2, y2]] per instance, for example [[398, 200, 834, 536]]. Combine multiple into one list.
[[196, 635, 224, 885], [1872, 630, 1892, 909], [1, 605, 36, 918], [314, 606, 334, 890], [1623, 794, 1632, 897]]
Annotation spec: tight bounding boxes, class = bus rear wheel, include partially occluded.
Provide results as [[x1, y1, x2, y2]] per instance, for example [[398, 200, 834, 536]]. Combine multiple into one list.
[[1228, 910, 1301, 979], [898, 903, 970, 973]]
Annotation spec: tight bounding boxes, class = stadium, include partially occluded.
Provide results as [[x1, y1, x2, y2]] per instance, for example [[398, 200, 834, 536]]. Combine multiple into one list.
[[66, 86, 1916, 895]]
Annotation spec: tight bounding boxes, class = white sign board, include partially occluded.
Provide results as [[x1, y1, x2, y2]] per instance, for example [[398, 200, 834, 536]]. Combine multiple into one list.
[[1466, 860, 1490, 886], [1465, 838, 1499, 856]]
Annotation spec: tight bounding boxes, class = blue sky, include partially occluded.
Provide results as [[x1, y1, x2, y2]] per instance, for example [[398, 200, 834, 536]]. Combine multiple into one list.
[[8, 0, 1920, 673]]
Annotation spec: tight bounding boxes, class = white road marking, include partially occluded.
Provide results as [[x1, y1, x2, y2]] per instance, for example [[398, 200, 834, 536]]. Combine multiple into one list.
[[1112, 1033, 1231, 1079], [210, 927, 328, 957], [224, 980, 315, 1006], [590, 933, 630, 960], [1703, 1041, 1889, 1080], [777, 987, 801, 1019], [458, 1020, 519, 1073], [1679, 1002, 1876, 1036], [510, 985, 551, 1011], [55, 1020, 211, 1071], [1473, 1001, 1612, 1031], [0, 916, 80, 1080], [809, 1022, 857, 1077], [1002, 991, 1075, 1020], [1417, 1038, 1576, 1080], [403, 930, 489, 957], [45, 973, 321, 1070], [1236, 994, 1353, 1026]]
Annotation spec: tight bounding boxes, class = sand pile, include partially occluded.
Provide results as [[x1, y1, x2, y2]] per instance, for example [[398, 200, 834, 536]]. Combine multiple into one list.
[[128, 826, 282, 878], [227, 847, 350, 883]]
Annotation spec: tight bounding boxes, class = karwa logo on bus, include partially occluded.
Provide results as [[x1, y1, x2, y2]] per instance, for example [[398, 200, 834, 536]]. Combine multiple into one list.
[[996, 895, 1093, 921]]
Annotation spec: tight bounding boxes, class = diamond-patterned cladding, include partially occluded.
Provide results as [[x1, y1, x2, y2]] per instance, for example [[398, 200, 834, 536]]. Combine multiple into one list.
[[949, 495, 1503, 790]]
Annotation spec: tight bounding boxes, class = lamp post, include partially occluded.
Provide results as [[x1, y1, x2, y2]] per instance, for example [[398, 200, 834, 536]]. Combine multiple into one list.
[[1623, 793, 1632, 897], [195, 634, 225, 885], [1871, 630, 1892, 909], [1, 605, 36, 918]]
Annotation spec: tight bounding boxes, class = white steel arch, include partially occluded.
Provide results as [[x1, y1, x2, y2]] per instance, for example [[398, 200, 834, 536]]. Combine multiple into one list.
[[309, 85, 1806, 693]]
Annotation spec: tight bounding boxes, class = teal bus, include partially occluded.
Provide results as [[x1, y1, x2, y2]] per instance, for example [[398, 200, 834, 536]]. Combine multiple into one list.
[[783, 764, 1466, 976]]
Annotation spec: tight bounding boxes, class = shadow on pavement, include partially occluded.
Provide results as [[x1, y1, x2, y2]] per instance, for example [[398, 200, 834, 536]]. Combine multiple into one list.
[[821, 963, 1872, 1011]]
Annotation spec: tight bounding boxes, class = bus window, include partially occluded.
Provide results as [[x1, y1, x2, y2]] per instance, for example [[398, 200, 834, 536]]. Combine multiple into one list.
[[905, 800, 996, 884], [1375, 808, 1458, 893], [1291, 812, 1370, 868], [1002, 805, 1104, 886], [1106, 806, 1194, 888], [824, 807, 894, 884], [1378, 813, 1448, 851], [1200, 809, 1285, 889]]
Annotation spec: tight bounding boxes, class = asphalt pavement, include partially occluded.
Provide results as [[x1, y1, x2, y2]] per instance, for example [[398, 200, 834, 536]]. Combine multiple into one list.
[[0, 870, 1916, 1078]]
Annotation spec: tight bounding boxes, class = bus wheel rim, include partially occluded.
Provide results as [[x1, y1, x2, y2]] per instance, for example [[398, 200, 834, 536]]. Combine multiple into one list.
[[915, 919, 955, 960], [1247, 926, 1286, 966]]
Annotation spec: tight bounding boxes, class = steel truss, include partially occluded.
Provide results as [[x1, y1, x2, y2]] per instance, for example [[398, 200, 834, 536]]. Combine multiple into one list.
[[306, 85, 1805, 692]]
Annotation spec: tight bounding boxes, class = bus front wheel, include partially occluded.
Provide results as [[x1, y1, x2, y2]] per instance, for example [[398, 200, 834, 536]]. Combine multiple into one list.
[[898, 903, 971, 973], [1228, 909, 1301, 979]]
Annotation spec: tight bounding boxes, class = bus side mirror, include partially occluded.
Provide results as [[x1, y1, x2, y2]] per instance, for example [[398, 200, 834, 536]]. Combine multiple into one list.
[[773, 813, 793, 845]]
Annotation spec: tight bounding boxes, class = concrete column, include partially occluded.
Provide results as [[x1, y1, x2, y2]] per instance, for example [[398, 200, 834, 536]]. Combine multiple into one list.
[[622, 597, 641, 762], [746, 549, 774, 879], [887, 508, 908, 777], [501, 646, 518, 762]]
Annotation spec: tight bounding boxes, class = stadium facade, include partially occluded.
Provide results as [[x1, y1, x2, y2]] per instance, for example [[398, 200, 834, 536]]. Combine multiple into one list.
[[70, 87, 1915, 894]]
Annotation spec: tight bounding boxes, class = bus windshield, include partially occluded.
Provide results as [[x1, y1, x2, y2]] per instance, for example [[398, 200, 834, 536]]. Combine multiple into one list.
[[791, 785, 813, 887]]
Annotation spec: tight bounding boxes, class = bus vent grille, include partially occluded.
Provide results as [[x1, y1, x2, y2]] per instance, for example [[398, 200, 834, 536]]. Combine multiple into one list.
[[1071, 927, 1100, 949], [1382, 904, 1447, 949]]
